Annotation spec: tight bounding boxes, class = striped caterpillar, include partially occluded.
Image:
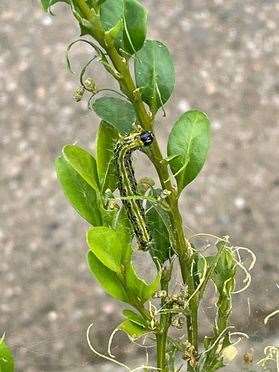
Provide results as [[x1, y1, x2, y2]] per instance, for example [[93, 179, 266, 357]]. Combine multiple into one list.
[[114, 127, 154, 251]]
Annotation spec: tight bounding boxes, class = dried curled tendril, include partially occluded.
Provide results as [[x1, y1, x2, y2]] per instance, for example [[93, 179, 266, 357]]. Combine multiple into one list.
[[189, 233, 256, 295], [66, 38, 127, 105], [84, 233, 255, 371], [86, 323, 159, 372], [257, 345, 279, 370]]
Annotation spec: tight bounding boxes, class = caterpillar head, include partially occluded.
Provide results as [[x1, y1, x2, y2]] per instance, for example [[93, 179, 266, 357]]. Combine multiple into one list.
[[140, 131, 154, 146]]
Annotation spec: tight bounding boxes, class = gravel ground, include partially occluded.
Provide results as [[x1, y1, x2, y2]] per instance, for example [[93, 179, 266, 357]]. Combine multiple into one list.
[[0, 0, 279, 371]]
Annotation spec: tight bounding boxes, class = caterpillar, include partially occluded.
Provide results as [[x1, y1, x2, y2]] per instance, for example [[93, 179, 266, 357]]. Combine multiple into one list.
[[114, 127, 154, 251]]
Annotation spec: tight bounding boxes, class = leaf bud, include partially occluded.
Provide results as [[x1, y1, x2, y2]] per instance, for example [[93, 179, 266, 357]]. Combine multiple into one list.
[[73, 86, 85, 102], [84, 78, 97, 93]]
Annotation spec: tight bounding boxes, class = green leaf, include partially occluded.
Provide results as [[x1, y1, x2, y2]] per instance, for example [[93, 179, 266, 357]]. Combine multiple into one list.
[[100, 0, 125, 52], [63, 145, 100, 192], [100, 0, 123, 32], [96, 121, 119, 192], [167, 110, 211, 193], [87, 251, 128, 302], [146, 190, 173, 264], [0, 339, 14, 372], [135, 40, 175, 112], [56, 155, 102, 226], [100, 0, 147, 55], [86, 227, 159, 304], [91, 97, 136, 134], [122, 0, 148, 54], [119, 319, 149, 340], [125, 263, 160, 303], [122, 309, 146, 327], [86, 226, 131, 274]]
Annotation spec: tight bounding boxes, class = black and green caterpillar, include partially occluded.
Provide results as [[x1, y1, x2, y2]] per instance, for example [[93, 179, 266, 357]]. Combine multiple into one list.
[[114, 128, 154, 251]]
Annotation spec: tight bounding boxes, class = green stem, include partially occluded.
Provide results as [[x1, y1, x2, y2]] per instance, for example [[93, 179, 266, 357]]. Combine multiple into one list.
[[156, 331, 168, 371], [156, 271, 172, 371], [72, 0, 199, 358]]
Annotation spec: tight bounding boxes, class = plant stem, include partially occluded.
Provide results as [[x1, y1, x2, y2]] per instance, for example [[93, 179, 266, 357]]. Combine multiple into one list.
[[156, 331, 168, 371], [72, 0, 199, 358], [74, 0, 194, 267], [156, 271, 173, 371]]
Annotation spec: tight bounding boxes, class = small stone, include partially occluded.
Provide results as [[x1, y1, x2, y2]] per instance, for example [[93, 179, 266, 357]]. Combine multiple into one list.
[[234, 197, 246, 210], [177, 99, 190, 112], [102, 303, 115, 315], [47, 311, 58, 322], [41, 15, 53, 26], [212, 120, 222, 130]]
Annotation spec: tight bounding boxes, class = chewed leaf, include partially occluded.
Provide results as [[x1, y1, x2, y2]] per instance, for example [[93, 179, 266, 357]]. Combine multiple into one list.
[[119, 320, 149, 340], [91, 97, 136, 134], [87, 251, 128, 302], [0, 339, 14, 372], [167, 110, 211, 193], [125, 263, 160, 303]]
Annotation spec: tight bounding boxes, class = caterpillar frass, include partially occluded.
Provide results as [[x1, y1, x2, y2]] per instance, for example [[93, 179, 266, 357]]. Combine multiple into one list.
[[114, 127, 154, 251]]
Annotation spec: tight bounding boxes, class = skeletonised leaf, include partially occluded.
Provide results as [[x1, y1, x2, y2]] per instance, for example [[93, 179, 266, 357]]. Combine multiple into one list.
[[167, 110, 211, 193], [96, 121, 119, 192], [86, 226, 131, 274], [91, 97, 136, 134], [0, 339, 14, 372], [87, 251, 128, 302], [119, 319, 149, 340], [63, 145, 100, 192], [56, 156, 102, 226], [135, 40, 175, 112], [146, 190, 173, 264]]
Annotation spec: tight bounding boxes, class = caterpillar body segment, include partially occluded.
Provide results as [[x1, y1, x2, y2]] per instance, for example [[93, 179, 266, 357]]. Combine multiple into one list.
[[114, 128, 154, 251]]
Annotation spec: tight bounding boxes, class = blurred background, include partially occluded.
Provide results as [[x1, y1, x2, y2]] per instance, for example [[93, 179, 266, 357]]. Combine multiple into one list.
[[0, 0, 278, 371]]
